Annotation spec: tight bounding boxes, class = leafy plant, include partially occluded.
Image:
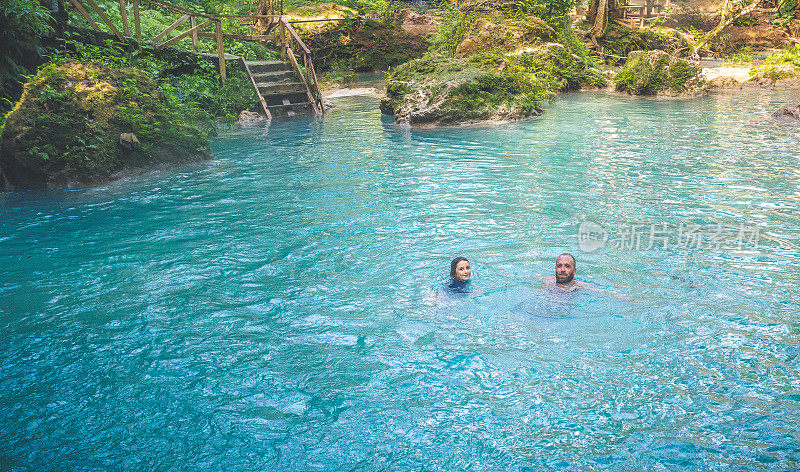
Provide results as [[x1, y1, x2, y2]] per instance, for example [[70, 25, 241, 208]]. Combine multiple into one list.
[[430, 1, 474, 56], [770, 0, 797, 25], [749, 44, 800, 80], [0, 0, 54, 118]]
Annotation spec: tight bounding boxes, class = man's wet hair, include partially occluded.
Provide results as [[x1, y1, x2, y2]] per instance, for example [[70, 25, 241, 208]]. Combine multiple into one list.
[[558, 253, 576, 267]]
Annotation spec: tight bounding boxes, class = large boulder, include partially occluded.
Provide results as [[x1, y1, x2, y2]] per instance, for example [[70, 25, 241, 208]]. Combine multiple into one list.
[[0, 60, 211, 188], [380, 54, 538, 125], [614, 50, 705, 96], [382, 44, 605, 126]]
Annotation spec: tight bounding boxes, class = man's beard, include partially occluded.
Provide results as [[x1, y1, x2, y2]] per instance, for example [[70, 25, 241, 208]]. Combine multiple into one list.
[[556, 273, 574, 284]]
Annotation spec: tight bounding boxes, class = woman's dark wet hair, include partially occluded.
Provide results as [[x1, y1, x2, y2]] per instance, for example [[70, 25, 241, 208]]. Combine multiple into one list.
[[450, 257, 469, 279]]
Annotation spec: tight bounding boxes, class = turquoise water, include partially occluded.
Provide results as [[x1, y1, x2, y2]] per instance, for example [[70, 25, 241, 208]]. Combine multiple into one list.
[[1, 90, 800, 470]]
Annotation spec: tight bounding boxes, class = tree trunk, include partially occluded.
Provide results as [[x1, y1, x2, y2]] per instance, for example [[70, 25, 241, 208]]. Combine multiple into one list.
[[689, 0, 759, 59], [255, 0, 277, 34], [588, 0, 610, 38]]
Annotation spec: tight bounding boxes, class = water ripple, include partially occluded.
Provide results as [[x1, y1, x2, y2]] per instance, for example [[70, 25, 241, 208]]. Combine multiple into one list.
[[1, 91, 799, 471]]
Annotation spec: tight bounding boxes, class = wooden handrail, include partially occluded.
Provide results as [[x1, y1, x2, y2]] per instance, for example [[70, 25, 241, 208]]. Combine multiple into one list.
[[156, 18, 212, 48], [196, 32, 278, 41], [280, 17, 310, 54], [153, 13, 189, 42], [285, 47, 319, 115]]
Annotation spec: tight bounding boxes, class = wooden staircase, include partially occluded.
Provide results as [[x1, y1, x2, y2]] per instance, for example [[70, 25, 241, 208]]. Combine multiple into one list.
[[241, 18, 325, 121], [242, 59, 318, 119]]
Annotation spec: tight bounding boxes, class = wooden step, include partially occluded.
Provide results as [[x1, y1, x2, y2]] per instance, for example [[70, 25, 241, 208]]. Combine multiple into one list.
[[256, 81, 307, 95], [264, 92, 311, 106], [246, 60, 291, 73], [267, 101, 313, 118], [267, 101, 312, 108], [251, 70, 296, 82]]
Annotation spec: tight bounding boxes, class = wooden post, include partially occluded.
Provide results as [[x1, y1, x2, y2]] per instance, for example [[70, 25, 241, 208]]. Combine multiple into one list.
[[85, 0, 125, 41], [189, 16, 198, 50], [120, 0, 129, 37], [279, 19, 286, 60], [216, 21, 226, 84], [67, 0, 102, 32], [133, 0, 141, 46]]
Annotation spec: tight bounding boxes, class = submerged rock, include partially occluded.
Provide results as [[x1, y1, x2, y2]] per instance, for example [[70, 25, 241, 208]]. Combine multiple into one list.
[[774, 103, 800, 121], [706, 76, 742, 90], [237, 110, 268, 126], [0, 60, 212, 188], [614, 50, 705, 96]]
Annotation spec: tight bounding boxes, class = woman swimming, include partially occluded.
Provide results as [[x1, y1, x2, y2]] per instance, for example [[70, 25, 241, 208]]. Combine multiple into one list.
[[446, 256, 472, 294]]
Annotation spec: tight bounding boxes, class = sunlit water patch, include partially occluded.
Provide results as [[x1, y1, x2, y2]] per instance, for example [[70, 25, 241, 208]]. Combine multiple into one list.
[[1, 90, 799, 471]]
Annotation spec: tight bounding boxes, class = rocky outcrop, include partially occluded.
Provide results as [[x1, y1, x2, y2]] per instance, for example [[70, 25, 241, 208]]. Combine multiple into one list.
[[614, 50, 705, 96], [0, 60, 211, 188], [380, 54, 541, 125], [381, 10, 605, 127], [774, 103, 800, 121]]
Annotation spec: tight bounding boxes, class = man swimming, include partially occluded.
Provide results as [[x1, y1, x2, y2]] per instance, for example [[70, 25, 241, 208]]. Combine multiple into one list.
[[543, 253, 626, 298]]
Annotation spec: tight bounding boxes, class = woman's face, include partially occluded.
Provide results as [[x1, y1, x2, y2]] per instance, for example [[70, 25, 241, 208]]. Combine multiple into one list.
[[453, 260, 471, 282]]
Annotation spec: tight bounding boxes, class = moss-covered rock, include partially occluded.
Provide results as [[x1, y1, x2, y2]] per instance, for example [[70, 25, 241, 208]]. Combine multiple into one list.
[[380, 54, 539, 125], [749, 44, 800, 83], [614, 50, 705, 96], [302, 19, 429, 73], [382, 5, 606, 127], [598, 24, 690, 64], [382, 43, 605, 126], [0, 60, 211, 188]]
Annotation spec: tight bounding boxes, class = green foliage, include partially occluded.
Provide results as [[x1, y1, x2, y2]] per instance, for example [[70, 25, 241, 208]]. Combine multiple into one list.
[[1, 59, 212, 186], [430, 1, 474, 56], [724, 47, 753, 66], [500, 0, 578, 28], [770, 0, 798, 26], [615, 50, 704, 95], [599, 24, 689, 65], [0, 0, 54, 118], [341, 0, 388, 15], [732, 15, 759, 26], [54, 36, 258, 120], [749, 44, 800, 81]]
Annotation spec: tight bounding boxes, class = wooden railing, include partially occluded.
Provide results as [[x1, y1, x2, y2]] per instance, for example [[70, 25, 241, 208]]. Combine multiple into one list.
[[65, 0, 325, 114], [66, 0, 281, 83], [278, 17, 324, 114]]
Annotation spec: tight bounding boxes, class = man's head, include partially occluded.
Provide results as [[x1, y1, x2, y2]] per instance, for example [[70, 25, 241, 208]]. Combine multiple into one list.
[[555, 253, 576, 284]]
